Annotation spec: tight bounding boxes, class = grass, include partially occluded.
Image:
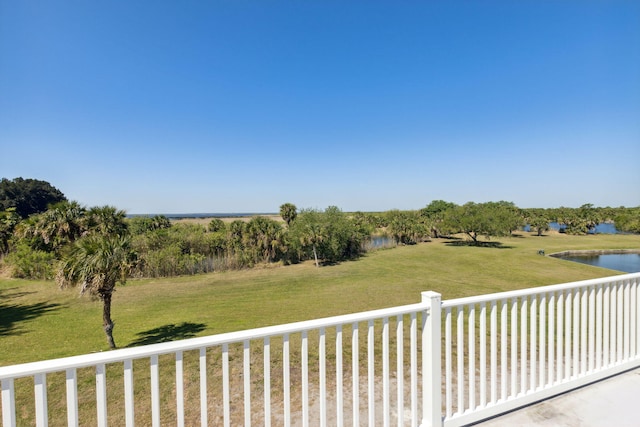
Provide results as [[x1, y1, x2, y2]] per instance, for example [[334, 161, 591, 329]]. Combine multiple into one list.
[[1, 231, 639, 425], [2, 231, 639, 366]]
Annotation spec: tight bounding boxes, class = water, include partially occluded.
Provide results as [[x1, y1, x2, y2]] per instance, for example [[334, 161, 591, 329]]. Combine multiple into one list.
[[547, 222, 618, 234], [593, 222, 618, 234], [559, 253, 640, 273], [366, 236, 395, 248]]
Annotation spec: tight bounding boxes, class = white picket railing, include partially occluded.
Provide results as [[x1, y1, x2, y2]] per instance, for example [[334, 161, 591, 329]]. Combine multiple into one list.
[[1, 273, 639, 427], [0, 292, 441, 427], [441, 272, 640, 426]]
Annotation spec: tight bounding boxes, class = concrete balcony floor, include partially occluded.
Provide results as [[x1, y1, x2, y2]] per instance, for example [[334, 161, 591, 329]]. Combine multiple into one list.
[[477, 367, 640, 427]]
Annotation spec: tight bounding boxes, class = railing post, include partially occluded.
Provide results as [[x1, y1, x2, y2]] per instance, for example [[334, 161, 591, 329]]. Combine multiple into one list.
[[421, 291, 443, 427], [2, 379, 16, 427]]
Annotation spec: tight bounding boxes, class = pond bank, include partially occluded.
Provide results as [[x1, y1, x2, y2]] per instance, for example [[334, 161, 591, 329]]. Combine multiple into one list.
[[549, 249, 640, 273], [549, 249, 640, 258]]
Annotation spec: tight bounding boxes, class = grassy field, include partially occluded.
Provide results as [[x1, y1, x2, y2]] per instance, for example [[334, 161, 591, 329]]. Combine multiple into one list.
[[1, 231, 639, 366]]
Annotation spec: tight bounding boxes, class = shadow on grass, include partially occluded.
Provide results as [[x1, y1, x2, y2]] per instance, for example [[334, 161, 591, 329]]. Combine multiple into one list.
[[509, 233, 527, 238], [127, 322, 207, 347], [0, 288, 62, 336], [444, 240, 514, 249]]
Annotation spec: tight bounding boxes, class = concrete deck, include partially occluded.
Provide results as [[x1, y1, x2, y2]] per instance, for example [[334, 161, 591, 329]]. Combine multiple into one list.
[[476, 367, 640, 427]]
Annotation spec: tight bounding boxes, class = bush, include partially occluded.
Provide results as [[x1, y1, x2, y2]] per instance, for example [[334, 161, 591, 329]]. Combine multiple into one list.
[[615, 210, 640, 234], [127, 215, 171, 235], [4, 241, 56, 279], [133, 244, 210, 277]]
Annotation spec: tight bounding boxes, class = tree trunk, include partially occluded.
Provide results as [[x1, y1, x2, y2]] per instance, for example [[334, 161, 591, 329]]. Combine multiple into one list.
[[102, 292, 117, 349], [312, 244, 319, 268]]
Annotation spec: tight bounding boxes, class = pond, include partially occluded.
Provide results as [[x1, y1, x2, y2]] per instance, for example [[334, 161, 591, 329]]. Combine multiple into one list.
[[365, 235, 395, 249], [547, 222, 619, 234], [553, 252, 640, 273]]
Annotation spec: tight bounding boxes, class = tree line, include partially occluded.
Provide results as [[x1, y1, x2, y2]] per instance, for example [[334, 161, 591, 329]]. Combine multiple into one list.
[[2, 176, 639, 348], [1, 177, 639, 281]]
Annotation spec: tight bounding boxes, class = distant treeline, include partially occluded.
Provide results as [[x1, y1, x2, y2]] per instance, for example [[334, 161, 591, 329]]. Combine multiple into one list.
[[1, 177, 639, 280]]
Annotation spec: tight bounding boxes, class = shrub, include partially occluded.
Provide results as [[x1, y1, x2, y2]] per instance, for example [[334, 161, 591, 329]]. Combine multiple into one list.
[[4, 241, 56, 279], [133, 244, 210, 277]]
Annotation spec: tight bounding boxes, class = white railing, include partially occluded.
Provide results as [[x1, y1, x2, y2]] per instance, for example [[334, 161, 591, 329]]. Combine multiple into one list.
[[0, 292, 442, 427], [441, 272, 640, 426], [1, 273, 639, 427]]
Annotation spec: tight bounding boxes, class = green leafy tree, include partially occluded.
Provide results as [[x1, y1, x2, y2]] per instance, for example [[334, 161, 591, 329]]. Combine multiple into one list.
[[549, 206, 597, 235], [279, 203, 298, 226], [321, 206, 364, 262], [288, 206, 365, 266], [614, 208, 640, 233], [386, 210, 429, 244], [289, 208, 325, 267], [524, 208, 550, 236], [488, 201, 524, 235], [420, 200, 457, 217], [420, 200, 457, 238], [56, 235, 135, 349], [350, 211, 375, 236], [599, 206, 618, 223], [0, 208, 20, 254], [547, 207, 571, 233], [0, 177, 67, 218], [442, 201, 522, 243], [578, 203, 602, 233]]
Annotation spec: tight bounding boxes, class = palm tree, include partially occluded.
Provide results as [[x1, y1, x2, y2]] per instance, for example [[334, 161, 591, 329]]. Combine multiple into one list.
[[56, 235, 135, 349], [86, 205, 128, 237], [279, 203, 297, 226], [38, 201, 86, 251], [244, 216, 284, 263]]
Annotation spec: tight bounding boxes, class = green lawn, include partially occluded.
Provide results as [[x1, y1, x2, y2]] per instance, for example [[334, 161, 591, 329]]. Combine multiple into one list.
[[2, 231, 639, 366]]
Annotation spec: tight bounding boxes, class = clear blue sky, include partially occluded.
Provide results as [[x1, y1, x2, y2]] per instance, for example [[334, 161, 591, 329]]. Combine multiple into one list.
[[1, 1, 639, 214]]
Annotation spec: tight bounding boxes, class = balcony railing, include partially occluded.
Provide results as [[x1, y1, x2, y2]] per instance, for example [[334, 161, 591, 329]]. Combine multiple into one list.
[[1, 272, 639, 426], [441, 272, 640, 426]]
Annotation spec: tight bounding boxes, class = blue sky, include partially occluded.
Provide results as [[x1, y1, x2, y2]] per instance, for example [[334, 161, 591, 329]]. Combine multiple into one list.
[[1, 1, 639, 214]]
